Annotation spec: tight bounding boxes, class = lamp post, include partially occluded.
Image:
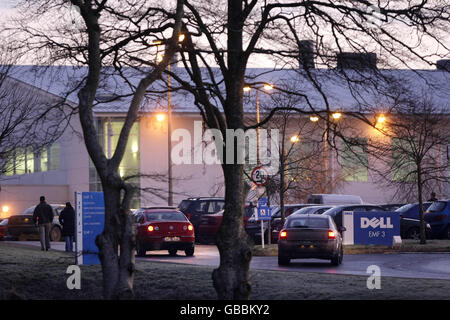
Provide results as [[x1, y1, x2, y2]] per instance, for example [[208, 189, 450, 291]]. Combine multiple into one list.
[[310, 112, 342, 193], [243, 83, 273, 165], [154, 34, 184, 206]]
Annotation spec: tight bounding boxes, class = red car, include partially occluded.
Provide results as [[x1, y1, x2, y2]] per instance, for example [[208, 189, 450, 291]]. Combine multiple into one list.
[[197, 205, 255, 244], [134, 208, 195, 257], [0, 219, 8, 240]]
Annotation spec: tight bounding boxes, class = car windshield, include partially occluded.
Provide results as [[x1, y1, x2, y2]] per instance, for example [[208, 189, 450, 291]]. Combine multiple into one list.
[[287, 217, 329, 229], [178, 200, 191, 212], [322, 206, 343, 216], [427, 201, 447, 212], [292, 207, 315, 215], [145, 211, 187, 221], [395, 203, 414, 213]]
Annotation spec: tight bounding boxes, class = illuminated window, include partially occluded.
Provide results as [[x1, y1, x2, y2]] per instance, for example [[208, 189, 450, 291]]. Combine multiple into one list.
[[340, 138, 368, 182], [90, 118, 141, 208]]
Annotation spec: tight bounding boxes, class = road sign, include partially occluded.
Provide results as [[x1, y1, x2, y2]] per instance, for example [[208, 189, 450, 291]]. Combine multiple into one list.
[[257, 197, 271, 221], [251, 166, 269, 186], [75, 192, 105, 265]]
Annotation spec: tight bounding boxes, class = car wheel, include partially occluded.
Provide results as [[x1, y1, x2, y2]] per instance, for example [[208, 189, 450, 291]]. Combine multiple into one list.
[[278, 255, 290, 266], [50, 226, 61, 242], [331, 246, 343, 266], [185, 247, 195, 256], [135, 239, 146, 257], [446, 226, 450, 240], [168, 248, 177, 256], [406, 227, 420, 240]]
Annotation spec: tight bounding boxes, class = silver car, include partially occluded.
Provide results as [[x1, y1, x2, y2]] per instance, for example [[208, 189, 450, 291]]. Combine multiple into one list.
[[277, 214, 344, 266]]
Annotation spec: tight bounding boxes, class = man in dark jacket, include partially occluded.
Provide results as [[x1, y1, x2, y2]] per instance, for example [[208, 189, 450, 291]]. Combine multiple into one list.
[[32, 196, 54, 251], [59, 202, 75, 252]]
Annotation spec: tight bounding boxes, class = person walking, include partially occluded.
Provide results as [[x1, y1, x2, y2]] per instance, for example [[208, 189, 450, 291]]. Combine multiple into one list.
[[59, 202, 75, 252], [32, 196, 54, 251]]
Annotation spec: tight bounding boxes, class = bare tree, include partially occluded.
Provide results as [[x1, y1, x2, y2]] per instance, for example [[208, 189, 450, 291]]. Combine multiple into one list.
[[0, 55, 68, 177], [164, 0, 449, 299], [5, 0, 184, 299], [367, 95, 450, 243]]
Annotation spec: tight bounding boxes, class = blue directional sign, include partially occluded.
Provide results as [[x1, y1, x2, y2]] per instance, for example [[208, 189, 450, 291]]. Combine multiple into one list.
[[352, 211, 400, 245], [257, 197, 271, 221], [75, 192, 105, 265]]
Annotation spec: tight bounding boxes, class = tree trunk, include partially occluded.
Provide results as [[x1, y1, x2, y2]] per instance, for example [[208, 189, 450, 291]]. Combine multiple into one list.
[[417, 165, 427, 244], [96, 182, 136, 299], [212, 164, 252, 299]]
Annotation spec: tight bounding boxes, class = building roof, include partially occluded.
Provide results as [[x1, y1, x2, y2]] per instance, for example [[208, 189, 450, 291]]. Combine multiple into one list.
[[5, 65, 450, 115]]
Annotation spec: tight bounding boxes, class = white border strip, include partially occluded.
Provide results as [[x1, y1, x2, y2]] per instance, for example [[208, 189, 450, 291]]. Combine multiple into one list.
[[75, 192, 83, 265]]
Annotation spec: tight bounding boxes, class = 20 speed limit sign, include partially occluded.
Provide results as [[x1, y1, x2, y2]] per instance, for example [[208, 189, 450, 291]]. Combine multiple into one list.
[[251, 166, 269, 186]]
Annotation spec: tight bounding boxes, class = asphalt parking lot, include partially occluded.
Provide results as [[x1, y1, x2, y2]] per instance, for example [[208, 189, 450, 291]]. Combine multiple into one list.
[[10, 241, 449, 280]]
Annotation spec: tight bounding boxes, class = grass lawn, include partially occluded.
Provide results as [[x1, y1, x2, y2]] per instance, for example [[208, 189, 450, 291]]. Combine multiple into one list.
[[1, 242, 450, 300]]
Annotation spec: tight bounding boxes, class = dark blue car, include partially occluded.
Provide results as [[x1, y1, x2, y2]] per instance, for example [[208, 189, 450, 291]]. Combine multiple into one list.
[[395, 202, 432, 220], [424, 200, 450, 239]]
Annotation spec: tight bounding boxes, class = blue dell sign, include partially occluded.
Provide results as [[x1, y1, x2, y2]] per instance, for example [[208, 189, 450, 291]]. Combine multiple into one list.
[[343, 211, 400, 245]]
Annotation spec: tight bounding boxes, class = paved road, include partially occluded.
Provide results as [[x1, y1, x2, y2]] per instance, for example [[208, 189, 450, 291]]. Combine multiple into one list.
[[136, 244, 450, 280], [10, 241, 450, 280]]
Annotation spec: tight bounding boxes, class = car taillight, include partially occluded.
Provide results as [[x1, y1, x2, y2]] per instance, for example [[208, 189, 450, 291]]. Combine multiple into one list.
[[148, 225, 154, 232], [188, 225, 193, 231], [328, 230, 336, 239], [279, 230, 287, 239]]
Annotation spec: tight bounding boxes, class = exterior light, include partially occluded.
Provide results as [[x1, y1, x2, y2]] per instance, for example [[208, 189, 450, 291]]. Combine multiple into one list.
[[156, 53, 164, 63], [377, 114, 386, 124], [310, 116, 319, 122], [290, 135, 300, 143], [131, 143, 139, 153], [156, 113, 166, 122], [332, 112, 342, 120], [119, 168, 124, 178], [263, 83, 273, 91], [178, 33, 185, 42], [152, 40, 163, 45], [2, 206, 8, 213], [243, 86, 251, 92]]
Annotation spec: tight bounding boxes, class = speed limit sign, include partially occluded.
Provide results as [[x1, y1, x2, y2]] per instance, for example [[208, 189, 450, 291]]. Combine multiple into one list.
[[251, 166, 269, 186]]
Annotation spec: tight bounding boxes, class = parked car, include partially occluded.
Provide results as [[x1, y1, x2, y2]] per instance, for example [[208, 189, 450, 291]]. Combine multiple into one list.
[[380, 203, 406, 211], [197, 204, 255, 244], [0, 218, 8, 240], [395, 202, 432, 220], [424, 200, 450, 239], [246, 204, 313, 244], [277, 214, 344, 266], [322, 204, 386, 229], [177, 197, 225, 234], [291, 205, 335, 216], [134, 208, 195, 257], [393, 212, 432, 239], [7, 204, 65, 241], [307, 194, 363, 205]]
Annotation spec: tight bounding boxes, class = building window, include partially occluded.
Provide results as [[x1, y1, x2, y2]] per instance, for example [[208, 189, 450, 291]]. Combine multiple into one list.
[[340, 138, 368, 182], [1, 143, 60, 176], [89, 118, 141, 209]]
